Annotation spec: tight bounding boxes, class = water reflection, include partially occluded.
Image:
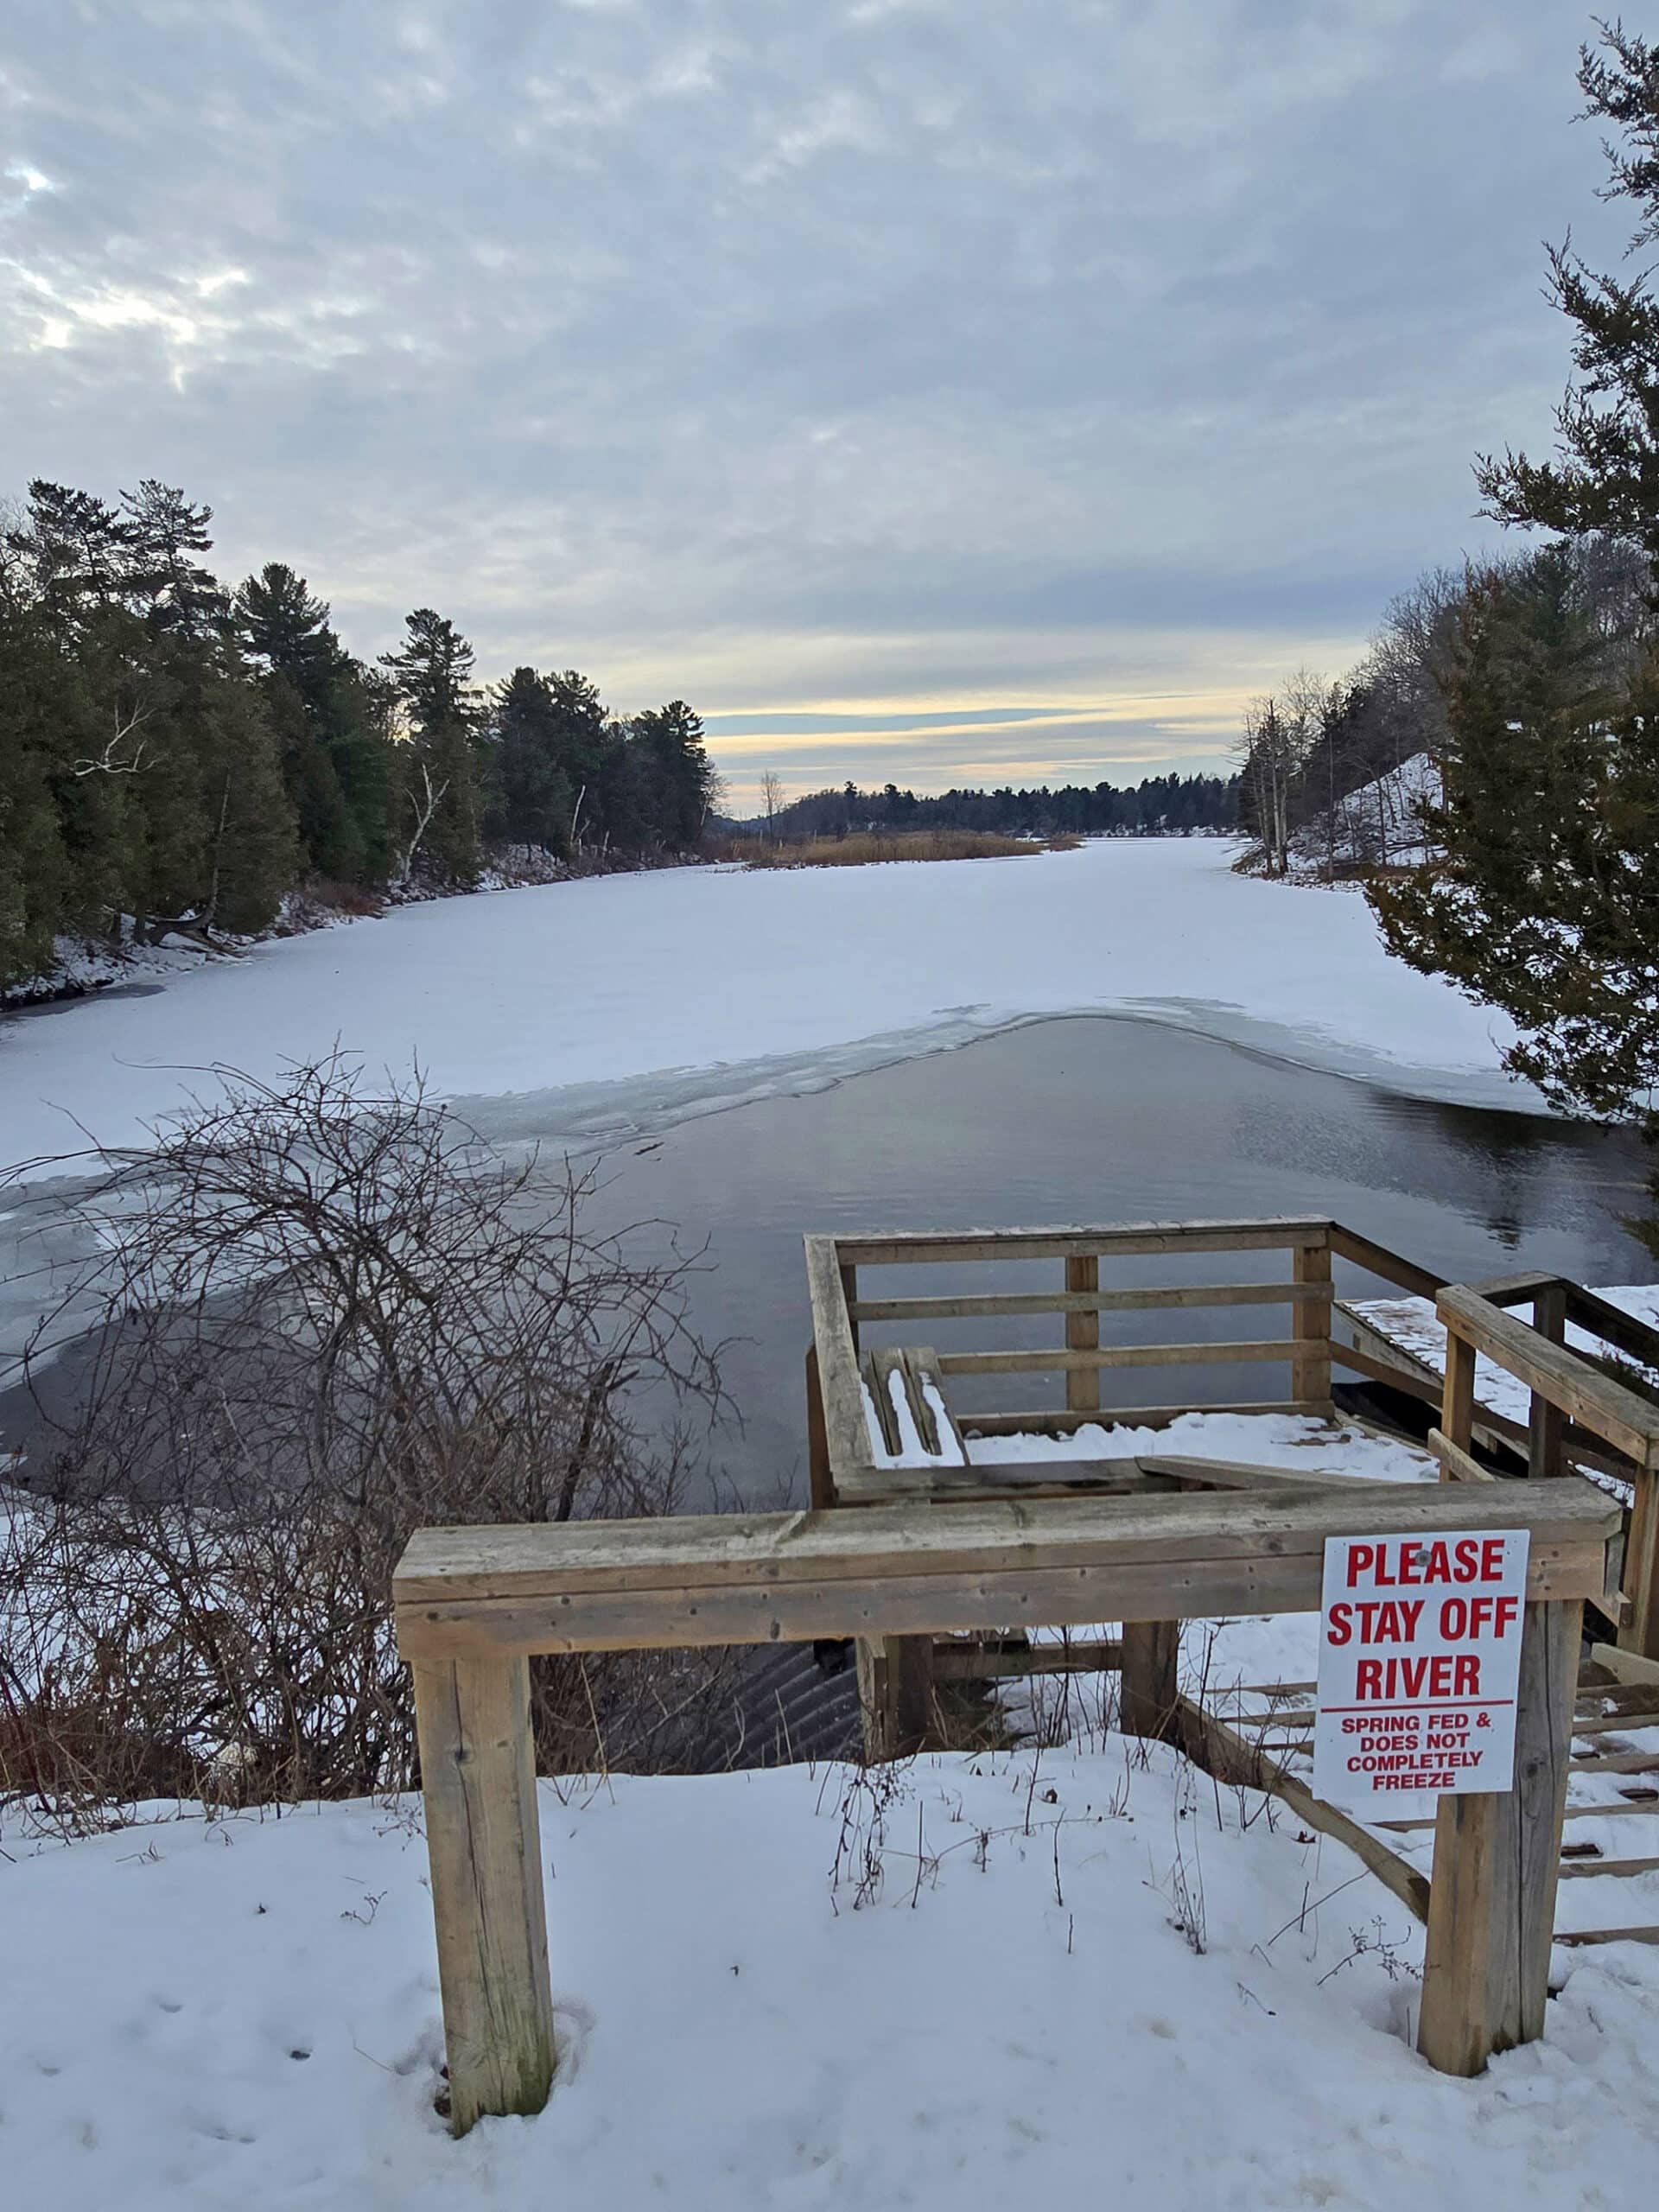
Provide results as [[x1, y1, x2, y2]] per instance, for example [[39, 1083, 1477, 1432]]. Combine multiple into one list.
[[567, 1016, 1654, 1503]]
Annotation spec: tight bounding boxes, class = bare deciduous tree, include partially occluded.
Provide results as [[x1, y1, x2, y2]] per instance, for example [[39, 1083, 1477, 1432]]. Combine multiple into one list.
[[0, 1058, 768, 1828]]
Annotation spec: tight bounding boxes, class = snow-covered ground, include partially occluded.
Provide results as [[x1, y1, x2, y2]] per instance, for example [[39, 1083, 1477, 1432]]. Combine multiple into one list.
[[0, 839, 1529, 1177], [6, 1742, 1659, 2211]]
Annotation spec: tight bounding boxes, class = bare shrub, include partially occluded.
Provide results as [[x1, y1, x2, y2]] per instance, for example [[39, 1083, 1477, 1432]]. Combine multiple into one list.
[[0, 1057, 744, 1830]]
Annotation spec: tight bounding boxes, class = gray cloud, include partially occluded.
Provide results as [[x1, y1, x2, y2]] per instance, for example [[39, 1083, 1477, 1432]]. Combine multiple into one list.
[[0, 1, 1618, 804]]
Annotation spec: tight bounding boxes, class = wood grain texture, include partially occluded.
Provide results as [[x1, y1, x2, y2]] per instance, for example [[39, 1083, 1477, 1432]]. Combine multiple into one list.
[[1176, 1694, 1431, 1922], [394, 1486, 1618, 1661], [936, 1339, 1303, 1376], [1438, 1286, 1659, 1470], [849, 1281, 1328, 1323], [1291, 1239, 1333, 1411], [1065, 1255, 1101, 1415], [1416, 1599, 1581, 2076], [412, 1656, 556, 2135], [832, 1217, 1333, 1266], [804, 1234, 875, 1481]]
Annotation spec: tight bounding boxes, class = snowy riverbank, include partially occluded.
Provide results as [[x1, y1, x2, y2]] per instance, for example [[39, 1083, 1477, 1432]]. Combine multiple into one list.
[[0, 840, 1529, 1175], [6, 1736, 1657, 2211]]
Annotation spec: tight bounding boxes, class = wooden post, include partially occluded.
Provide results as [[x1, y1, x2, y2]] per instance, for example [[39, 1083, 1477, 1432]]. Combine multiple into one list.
[[413, 1656, 556, 2135], [856, 1633, 932, 1762], [1440, 1325, 1478, 1482], [1065, 1255, 1101, 1415], [1121, 1618, 1180, 1742], [1528, 1285, 1567, 1479], [805, 1344, 833, 1510], [1291, 1236, 1332, 1413], [1417, 1598, 1581, 2076], [1621, 1471, 1659, 1662], [839, 1260, 861, 1352]]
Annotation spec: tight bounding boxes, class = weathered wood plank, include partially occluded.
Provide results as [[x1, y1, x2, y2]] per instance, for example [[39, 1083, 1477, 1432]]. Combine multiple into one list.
[[959, 1399, 1310, 1435], [849, 1281, 1330, 1323], [832, 1217, 1335, 1266], [395, 1494, 1617, 1662], [804, 1234, 876, 1480], [1622, 1471, 1659, 1663], [1326, 1224, 1448, 1302], [856, 1632, 933, 1762], [804, 1344, 833, 1510], [1417, 1599, 1581, 2075], [930, 1636, 1123, 1681], [1563, 1283, 1659, 1369], [1065, 1255, 1101, 1416], [1529, 1283, 1569, 1480], [1554, 1923, 1659, 1947], [1557, 1857, 1659, 1879], [1135, 1453, 1398, 1492], [1441, 1325, 1478, 1484], [1176, 1694, 1432, 1922], [936, 1338, 1303, 1376], [1428, 1426, 1495, 1485], [1437, 1286, 1659, 1471], [1589, 1639, 1659, 1688], [412, 1656, 556, 2135], [1292, 1238, 1333, 1410], [1380, 1792, 1659, 1832], [1122, 1618, 1180, 1740], [396, 1484, 1619, 1604]]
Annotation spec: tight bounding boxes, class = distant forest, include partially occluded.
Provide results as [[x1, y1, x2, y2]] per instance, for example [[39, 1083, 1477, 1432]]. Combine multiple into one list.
[[0, 471, 1243, 995], [746, 771, 1237, 842], [0, 477, 719, 990]]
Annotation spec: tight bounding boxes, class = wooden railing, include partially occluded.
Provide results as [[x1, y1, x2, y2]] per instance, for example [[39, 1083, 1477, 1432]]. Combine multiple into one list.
[[1433, 1281, 1659, 1658], [393, 1478, 1619, 2127]]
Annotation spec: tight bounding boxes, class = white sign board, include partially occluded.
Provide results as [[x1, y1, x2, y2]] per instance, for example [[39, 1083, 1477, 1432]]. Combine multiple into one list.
[[1313, 1529, 1530, 1822]]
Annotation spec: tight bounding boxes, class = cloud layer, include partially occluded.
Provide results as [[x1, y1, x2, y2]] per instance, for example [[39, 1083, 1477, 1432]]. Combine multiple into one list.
[[0, 2, 1617, 801]]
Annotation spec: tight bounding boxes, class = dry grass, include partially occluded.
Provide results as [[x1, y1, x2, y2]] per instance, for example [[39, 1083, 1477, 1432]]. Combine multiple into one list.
[[745, 830, 1081, 869]]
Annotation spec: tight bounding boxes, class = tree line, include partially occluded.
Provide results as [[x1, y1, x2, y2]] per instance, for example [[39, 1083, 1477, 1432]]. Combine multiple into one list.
[[1241, 22, 1659, 1160], [753, 771, 1236, 843], [0, 481, 719, 989]]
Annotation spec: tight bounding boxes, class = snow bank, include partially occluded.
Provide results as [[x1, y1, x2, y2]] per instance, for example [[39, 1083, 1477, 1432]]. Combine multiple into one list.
[[0, 840, 1529, 1178], [7, 1749, 1659, 2209]]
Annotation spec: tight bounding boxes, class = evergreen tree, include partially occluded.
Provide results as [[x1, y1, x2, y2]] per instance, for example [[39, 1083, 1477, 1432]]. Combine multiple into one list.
[[1369, 24, 1659, 1147], [120, 480, 229, 638], [378, 609, 480, 884], [630, 700, 718, 849], [493, 668, 574, 857], [1476, 25, 1659, 577], [1369, 550, 1659, 1124], [237, 563, 385, 880]]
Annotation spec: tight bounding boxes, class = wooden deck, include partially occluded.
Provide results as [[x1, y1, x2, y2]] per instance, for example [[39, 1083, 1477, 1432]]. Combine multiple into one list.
[[393, 1212, 1659, 2130]]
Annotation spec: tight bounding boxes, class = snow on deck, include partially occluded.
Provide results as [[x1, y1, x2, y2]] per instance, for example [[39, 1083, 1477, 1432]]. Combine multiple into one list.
[[7, 1749, 1659, 2209], [1, 838, 1531, 1175], [1349, 1286, 1659, 1430], [963, 1408, 1439, 1481]]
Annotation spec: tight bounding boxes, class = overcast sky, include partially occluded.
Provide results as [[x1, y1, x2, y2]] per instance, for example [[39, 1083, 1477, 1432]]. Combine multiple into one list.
[[0, 3, 1623, 804]]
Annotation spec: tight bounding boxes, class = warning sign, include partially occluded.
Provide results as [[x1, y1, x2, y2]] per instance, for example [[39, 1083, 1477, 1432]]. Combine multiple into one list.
[[1312, 1529, 1529, 1821]]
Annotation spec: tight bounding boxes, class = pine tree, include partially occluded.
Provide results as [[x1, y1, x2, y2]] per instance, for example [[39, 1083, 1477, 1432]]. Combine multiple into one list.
[[1477, 24, 1659, 576], [237, 563, 384, 880], [1368, 550, 1659, 1123], [493, 668, 574, 857], [1371, 22, 1659, 1143], [120, 480, 229, 638], [379, 609, 480, 884]]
